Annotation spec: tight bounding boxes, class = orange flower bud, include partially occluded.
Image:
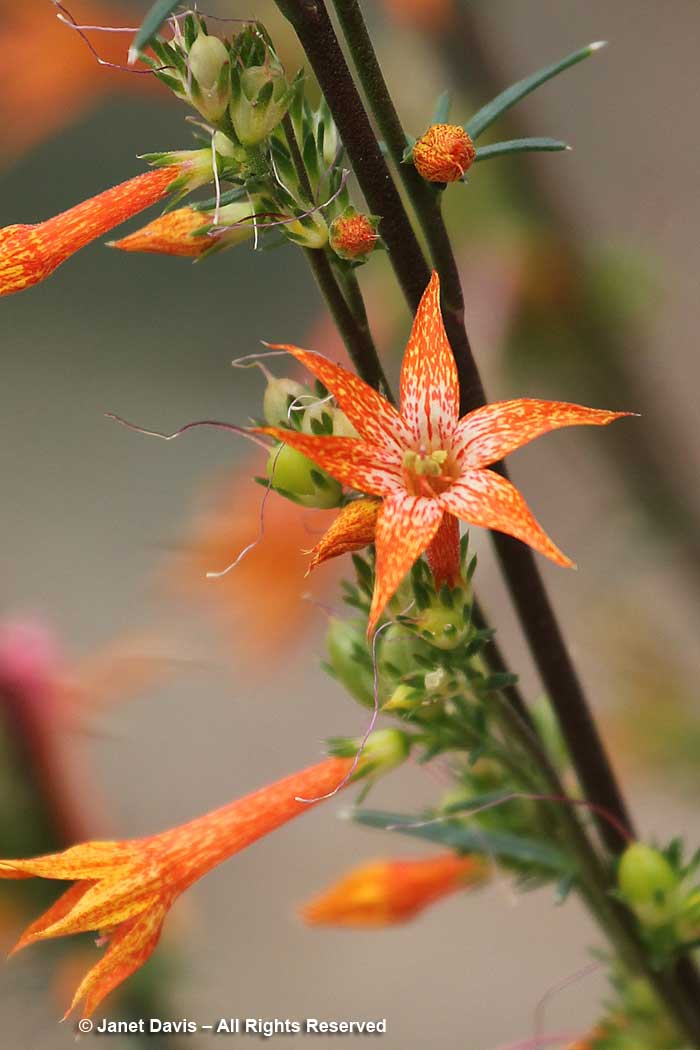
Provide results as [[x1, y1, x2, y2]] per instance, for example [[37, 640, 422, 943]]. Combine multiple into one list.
[[329, 211, 380, 262], [307, 499, 381, 574], [110, 200, 260, 259], [413, 124, 476, 183], [301, 852, 490, 927], [0, 167, 186, 296]]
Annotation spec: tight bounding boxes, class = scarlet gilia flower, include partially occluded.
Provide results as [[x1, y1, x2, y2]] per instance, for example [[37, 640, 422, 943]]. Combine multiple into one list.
[[301, 852, 490, 927], [0, 756, 352, 1018], [329, 211, 380, 262], [413, 124, 476, 183], [257, 272, 632, 634], [0, 157, 209, 296], [109, 199, 260, 259]]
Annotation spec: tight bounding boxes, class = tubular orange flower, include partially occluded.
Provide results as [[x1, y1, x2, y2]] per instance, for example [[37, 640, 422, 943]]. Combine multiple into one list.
[[413, 124, 476, 183], [256, 272, 632, 634], [307, 498, 381, 574], [0, 164, 196, 296], [300, 852, 490, 927], [0, 756, 352, 1018]]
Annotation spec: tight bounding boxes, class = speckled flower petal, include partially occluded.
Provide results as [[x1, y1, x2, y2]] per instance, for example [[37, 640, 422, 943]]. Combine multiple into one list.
[[368, 494, 444, 634], [307, 499, 381, 573], [400, 272, 459, 446], [453, 399, 633, 469], [440, 470, 574, 567], [255, 427, 403, 497], [263, 343, 412, 452]]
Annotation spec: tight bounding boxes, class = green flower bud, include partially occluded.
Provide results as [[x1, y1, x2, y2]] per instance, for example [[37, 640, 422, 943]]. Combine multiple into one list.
[[230, 64, 291, 146], [301, 401, 335, 436], [283, 210, 329, 250], [618, 843, 680, 927], [325, 617, 374, 708], [416, 599, 468, 650], [263, 377, 307, 427], [382, 683, 421, 712], [188, 33, 231, 122], [332, 409, 361, 439], [327, 727, 409, 780], [266, 444, 342, 508]]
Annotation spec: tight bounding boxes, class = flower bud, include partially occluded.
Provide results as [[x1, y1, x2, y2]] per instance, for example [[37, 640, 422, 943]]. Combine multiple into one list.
[[187, 33, 231, 122], [266, 444, 342, 508], [329, 210, 380, 262], [262, 377, 307, 428], [325, 617, 374, 708], [333, 728, 410, 778], [618, 843, 680, 927], [301, 401, 335, 436], [230, 64, 291, 146], [331, 409, 361, 439], [109, 200, 258, 259], [415, 599, 468, 650], [283, 210, 329, 250], [412, 124, 476, 183]]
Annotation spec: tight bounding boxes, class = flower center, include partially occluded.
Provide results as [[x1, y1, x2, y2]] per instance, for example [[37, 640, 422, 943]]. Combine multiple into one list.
[[402, 448, 456, 497]]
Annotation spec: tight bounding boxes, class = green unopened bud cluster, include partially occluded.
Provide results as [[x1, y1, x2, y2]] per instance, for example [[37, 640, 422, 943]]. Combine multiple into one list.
[[617, 842, 700, 957]]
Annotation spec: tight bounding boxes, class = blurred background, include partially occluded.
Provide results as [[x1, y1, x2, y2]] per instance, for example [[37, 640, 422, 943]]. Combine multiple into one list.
[[1, 1, 699, 1047]]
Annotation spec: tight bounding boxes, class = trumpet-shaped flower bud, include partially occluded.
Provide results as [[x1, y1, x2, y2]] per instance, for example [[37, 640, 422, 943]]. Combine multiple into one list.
[[0, 165, 200, 297], [329, 210, 381, 262], [266, 444, 343, 508], [230, 64, 291, 147], [301, 852, 490, 927], [283, 210, 329, 250], [307, 499, 381, 573], [413, 124, 476, 183], [187, 32, 232, 122], [109, 200, 260, 259], [618, 843, 680, 927], [0, 756, 353, 1018]]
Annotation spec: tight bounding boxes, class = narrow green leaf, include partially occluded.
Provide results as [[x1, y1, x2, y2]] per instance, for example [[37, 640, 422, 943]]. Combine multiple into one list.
[[465, 42, 605, 140], [354, 808, 569, 871], [130, 1, 183, 61], [431, 90, 452, 124], [475, 137, 570, 161]]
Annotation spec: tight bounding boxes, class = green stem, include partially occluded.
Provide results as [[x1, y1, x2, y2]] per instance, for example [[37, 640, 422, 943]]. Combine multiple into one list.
[[329, 0, 634, 861]]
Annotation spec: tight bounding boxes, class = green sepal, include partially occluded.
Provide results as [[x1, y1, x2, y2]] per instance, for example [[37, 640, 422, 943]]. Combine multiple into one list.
[[474, 137, 570, 162], [465, 41, 605, 140]]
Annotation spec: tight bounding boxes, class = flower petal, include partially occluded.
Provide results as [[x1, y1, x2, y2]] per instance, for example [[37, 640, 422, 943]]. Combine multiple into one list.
[[368, 494, 444, 634], [65, 901, 170, 1020], [307, 499, 381, 573], [400, 272, 459, 446], [425, 512, 462, 590], [263, 343, 412, 451], [453, 399, 634, 469], [0, 841, 135, 881], [440, 470, 574, 567], [10, 882, 94, 955], [255, 427, 403, 497]]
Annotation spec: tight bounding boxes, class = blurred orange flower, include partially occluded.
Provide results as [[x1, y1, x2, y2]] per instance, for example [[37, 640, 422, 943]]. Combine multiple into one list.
[[167, 466, 341, 657], [0, 1, 158, 167], [1, 756, 353, 1017], [381, 0, 455, 33], [301, 852, 490, 927]]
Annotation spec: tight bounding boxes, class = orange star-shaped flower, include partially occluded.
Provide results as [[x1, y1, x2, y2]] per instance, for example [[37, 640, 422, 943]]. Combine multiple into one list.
[[0, 756, 351, 1018], [258, 272, 632, 634]]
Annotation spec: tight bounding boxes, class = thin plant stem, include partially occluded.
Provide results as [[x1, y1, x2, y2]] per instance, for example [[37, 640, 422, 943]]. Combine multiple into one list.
[[328, 0, 635, 860]]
